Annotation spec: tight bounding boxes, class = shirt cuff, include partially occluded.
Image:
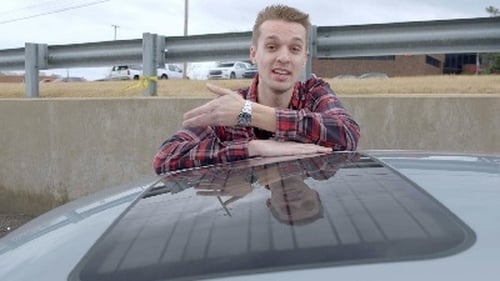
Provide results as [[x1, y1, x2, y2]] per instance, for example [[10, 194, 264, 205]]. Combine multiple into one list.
[[224, 139, 250, 162]]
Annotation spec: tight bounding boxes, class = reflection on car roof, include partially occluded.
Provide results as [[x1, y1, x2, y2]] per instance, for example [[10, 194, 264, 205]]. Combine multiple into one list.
[[70, 152, 475, 281]]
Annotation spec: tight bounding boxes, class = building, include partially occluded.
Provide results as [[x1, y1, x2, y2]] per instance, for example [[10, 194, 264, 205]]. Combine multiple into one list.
[[312, 54, 445, 78], [443, 53, 487, 74]]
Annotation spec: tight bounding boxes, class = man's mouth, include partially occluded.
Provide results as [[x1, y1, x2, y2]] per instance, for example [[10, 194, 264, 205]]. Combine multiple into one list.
[[272, 68, 291, 75]]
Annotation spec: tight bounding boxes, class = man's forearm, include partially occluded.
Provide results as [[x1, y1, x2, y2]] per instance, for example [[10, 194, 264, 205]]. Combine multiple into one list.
[[153, 128, 251, 174], [250, 102, 276, 132], [273, 108, 360, 150]]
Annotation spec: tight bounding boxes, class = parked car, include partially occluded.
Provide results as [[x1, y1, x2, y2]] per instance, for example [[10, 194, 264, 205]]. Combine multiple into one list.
[[242, 65, 258, 79], [333, 74, 358, 79], [157, 64, 183, 80], [358, 72, 389, 79], [50, 77, 87, 83], [208, 61, 250, 79], [1, 150, 499, 280], [109, 65, 142, 80]]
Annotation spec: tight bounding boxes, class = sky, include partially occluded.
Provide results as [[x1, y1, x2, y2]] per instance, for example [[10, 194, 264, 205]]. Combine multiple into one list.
[[1, 0, 498, 80]]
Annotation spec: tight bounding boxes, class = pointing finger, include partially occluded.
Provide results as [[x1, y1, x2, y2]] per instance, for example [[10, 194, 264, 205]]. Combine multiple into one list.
[[206, 83, 237, 97]]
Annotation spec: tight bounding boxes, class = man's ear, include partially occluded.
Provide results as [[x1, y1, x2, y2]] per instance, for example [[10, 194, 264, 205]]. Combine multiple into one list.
[[250, 46, 257, 64]]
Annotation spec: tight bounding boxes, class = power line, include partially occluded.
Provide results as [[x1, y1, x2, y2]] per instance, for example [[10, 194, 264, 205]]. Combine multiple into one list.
[[0, 0, 76, 15], [0, 0, 110, 25]]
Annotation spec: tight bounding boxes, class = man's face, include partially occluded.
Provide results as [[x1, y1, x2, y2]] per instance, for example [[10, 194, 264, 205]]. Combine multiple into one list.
[[267, 178, 321, 224], [250, 19, 308, 95]]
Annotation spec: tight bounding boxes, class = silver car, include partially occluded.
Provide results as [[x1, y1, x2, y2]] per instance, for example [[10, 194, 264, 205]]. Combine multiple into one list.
[[1, 151, 499, 280]]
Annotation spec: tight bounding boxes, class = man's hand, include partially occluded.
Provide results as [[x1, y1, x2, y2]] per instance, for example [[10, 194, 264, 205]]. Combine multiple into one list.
[[183, 83, 245, 128], [196, 169, 255, 206], [249, 139, 331, 157]]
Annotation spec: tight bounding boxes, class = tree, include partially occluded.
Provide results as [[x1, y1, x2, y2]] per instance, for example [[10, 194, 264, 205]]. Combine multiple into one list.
[[486, 6, 500, 16], [484, 6, 500, 73]]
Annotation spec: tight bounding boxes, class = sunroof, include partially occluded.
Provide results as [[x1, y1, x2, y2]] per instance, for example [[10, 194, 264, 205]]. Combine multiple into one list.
[[70, 152, 475, 281]]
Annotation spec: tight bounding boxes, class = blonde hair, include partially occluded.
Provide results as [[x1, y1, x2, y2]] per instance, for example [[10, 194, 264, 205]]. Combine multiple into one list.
[[252, 4, 310, 47]]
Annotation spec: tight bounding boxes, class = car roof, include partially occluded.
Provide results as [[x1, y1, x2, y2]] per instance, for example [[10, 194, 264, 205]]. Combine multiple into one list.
[[2, 151, 500, 281], [69, 152, 475, 281]]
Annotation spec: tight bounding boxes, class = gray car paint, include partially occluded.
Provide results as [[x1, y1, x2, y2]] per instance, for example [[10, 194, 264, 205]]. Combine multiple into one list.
[[0, 152, 499, 281]]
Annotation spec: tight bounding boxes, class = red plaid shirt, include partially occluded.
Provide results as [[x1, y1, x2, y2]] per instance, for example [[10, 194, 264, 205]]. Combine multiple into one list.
[[153, 76, 360, 174]]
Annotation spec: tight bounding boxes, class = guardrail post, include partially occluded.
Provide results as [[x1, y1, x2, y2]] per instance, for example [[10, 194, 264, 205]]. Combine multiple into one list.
[[308, 25, 317, 79], [142, 33, 158, 96], [157, 35, 166, 67], [24, 43, 48, 98], [301, 25, 317, 81]]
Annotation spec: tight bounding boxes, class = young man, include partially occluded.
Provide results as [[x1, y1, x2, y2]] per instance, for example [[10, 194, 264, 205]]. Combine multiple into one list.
[[153, 4, 360, 174]]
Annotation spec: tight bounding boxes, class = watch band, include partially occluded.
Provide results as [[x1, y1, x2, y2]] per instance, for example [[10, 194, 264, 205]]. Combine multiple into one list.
[[237, 100, 253, 126]]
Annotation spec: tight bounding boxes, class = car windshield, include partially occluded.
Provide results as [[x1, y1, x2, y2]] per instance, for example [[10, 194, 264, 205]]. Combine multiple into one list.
[[217, 62, 235, 67], [70, 152, 474, 281]]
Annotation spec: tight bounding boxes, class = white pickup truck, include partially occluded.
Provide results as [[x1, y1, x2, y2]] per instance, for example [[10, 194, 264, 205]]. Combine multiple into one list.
[[109, 65, 142, 80], [109, 64, 184, 80], [157, 64, 183, 79]]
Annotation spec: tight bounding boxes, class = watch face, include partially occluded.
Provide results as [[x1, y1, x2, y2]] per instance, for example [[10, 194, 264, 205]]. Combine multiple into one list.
[[238, 112, 252, 126]]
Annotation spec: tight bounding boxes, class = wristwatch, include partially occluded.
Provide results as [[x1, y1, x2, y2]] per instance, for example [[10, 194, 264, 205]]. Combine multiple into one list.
[[245, 172, 260, 188], [237, 100, 253, 126]]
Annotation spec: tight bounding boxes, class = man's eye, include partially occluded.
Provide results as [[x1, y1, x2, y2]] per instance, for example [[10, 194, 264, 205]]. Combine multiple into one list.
[[266, 45, 276, 51]]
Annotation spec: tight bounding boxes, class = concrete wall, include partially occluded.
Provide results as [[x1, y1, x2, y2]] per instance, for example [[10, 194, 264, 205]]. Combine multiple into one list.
[[1, 95, 499, 215]]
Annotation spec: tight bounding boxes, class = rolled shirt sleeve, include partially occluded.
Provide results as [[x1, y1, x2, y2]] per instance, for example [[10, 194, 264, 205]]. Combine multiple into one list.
[[153, 126, 251, 174]]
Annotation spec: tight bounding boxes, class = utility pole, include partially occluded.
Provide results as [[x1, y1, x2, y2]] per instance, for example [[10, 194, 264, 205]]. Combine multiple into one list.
[[183, 0, 188, 79], [111, 24, 120, 40], [476, 53, 480, 75]]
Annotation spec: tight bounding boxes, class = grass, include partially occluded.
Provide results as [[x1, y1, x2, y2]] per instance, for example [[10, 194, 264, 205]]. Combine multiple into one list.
[[0, 75, 499, 98]]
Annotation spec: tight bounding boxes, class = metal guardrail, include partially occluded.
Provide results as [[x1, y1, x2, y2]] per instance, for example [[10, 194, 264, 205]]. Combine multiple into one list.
[[315, 17, 500, 57], [0, 16, 499, 97]]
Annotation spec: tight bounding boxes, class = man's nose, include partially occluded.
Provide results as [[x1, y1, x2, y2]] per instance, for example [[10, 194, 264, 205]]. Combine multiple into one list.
[[276, 47, 290, 63]]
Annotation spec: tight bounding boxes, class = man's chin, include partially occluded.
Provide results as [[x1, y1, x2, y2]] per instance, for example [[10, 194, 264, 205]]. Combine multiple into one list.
[[269, 81, 294, 94]]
